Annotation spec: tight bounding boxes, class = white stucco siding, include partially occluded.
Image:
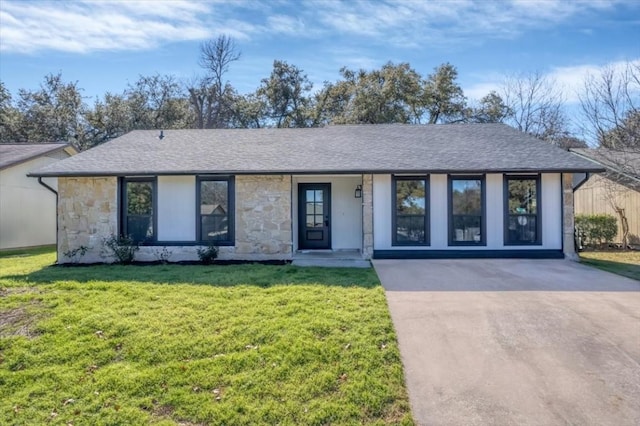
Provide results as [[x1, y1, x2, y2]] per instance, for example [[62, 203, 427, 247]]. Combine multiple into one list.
[[157, 175, 196, 241], [0, 157, 60, 249], [293, 175, 363, 250], [373, 173, 563, 251], [330, 176, 364, 250], [485, 173, 504, 249], [373, 174, 392, 249], [541, 173, 562, 249], [429, 174, 448, 248]]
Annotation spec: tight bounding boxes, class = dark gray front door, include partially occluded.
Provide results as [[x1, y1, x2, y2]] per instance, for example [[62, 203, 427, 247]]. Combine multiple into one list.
[[298, 183, 331, 249]]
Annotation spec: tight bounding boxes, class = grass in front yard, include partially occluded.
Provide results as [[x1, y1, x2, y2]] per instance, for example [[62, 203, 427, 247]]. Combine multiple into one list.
[[0, 245, 56, 258], [579, 251, 640, 281], [0, 249, 413, 425]]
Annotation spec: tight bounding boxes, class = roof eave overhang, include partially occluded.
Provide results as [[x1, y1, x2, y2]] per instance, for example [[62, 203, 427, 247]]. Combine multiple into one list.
[[569, 150, 639, 183], [28, 166, 606, 178], [0, 144, 71, 172]]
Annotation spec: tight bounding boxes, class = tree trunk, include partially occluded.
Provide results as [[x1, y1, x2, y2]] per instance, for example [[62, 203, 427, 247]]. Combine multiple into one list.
[[615, 206, 630, 250]]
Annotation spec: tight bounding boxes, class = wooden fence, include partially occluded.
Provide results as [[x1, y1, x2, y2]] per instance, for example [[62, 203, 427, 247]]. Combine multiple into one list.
[[574, 174, 640, 245]]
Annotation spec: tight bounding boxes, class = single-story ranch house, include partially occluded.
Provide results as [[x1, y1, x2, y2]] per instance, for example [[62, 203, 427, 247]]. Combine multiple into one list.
[[29, 124, 603, 264]]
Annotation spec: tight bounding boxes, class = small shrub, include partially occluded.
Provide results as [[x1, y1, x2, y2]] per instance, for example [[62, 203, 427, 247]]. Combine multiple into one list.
[[152, 247, 173, 264], [63, 245, 88, 263], [575, 214, 618, 248], [102, 235, 139, 264], [196, 243, 219, 264]]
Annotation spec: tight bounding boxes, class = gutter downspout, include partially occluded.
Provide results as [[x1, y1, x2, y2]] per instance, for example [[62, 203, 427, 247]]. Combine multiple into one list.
[[290, 174, 294, 260], [560, 173, 565, 256], [37, 177, 59, 264], [571, 172, 591, 252], [573, 172, 590, 191]]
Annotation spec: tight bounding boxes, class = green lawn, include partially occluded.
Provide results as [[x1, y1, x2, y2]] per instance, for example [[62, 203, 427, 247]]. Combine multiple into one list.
[[0, 249, 413, 425], [579, 251, 640, 281]]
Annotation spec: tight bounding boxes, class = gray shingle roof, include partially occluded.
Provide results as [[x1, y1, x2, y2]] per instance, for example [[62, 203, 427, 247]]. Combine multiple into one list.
[[570, 147, 640, 191], [570, 148, 640, 178], [0, 143, 71, 171], [29, 124, 603, 177]]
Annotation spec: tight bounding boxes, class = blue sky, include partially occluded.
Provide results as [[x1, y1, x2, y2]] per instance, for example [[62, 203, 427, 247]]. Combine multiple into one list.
[[1, 0, 639, 113]]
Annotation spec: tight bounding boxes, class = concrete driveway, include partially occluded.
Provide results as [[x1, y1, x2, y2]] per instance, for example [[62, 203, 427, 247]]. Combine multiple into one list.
[[373, 259, 640, 426]]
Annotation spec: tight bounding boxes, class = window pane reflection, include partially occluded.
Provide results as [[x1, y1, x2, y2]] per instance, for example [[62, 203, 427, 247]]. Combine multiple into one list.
[[506, 177, 539, 244], [394, 178, 428, 245], [200, 179, 230, 242], [450, 178, 483, 244]]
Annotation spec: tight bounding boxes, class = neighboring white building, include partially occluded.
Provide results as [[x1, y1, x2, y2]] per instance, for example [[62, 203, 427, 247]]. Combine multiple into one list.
[[0, 143, 77, 250]]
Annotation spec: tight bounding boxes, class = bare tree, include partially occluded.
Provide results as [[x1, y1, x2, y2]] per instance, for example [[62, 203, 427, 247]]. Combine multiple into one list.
[[602, 177, 631, 248], [199, 35, 241, 90], [186, 76, 217, 129], [188, 35, 241, 128], [579, 61, 640, 249], [585, 152, 640, 249], [501, 72, 568, 143], [580, 61, 639, 150]]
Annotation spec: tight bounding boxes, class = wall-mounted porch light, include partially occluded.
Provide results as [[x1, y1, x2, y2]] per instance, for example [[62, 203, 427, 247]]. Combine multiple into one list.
[[354, 184, 362, 198]]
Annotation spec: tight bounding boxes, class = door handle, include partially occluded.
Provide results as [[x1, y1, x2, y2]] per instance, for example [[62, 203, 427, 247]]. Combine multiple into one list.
[[325, 216, 329, 227]]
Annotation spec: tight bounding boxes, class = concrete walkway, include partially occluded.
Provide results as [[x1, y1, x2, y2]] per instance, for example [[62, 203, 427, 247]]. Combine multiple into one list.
[[373, 259, 640, 426]]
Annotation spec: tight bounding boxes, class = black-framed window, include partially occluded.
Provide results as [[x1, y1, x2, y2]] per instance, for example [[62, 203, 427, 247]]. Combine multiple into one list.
[[504, 175, 541, 245], [197, 176, 234, 245], [392, 176, 429, 245], [448, 176, 486, 246], [120, 177, 157, 243]]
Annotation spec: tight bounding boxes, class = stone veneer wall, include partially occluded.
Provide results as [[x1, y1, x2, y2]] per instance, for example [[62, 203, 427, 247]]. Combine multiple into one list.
[[58, 174, 293, 263], [225, 175, 292, 260], [137, 175, 292, 262], [361, 174, 374, 259], [57, 177, 118, 263], [562, 173, 578, 261]]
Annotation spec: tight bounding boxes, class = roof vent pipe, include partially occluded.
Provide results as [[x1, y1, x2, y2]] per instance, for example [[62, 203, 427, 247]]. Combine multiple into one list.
[[158, 130, 164, 140]]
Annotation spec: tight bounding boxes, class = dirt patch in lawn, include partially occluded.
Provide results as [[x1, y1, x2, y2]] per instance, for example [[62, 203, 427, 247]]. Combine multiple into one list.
[[0, 287, 42, 297], [149, 404, 203, 426], [0, 303, 42, 338]]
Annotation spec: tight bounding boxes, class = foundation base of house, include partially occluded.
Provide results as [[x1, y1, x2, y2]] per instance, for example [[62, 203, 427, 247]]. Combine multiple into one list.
[[373, 249, 565, 260]]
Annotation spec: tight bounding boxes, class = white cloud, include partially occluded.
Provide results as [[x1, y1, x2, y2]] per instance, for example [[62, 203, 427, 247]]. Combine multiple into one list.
[[267, 14, 306, 35], [464, 82, 503, 102], [464, 59, 640, 104], [306, 0, 623, 47], [547, 60, 640, 103], [0, 0, 214, 53], [0, 0, 635, 55], [325, 47, 382, 71]]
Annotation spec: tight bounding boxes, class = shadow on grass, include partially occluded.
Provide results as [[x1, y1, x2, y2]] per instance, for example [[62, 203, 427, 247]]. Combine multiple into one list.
[[4, 263, 381, 288], [580, 258, 640, 281]]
